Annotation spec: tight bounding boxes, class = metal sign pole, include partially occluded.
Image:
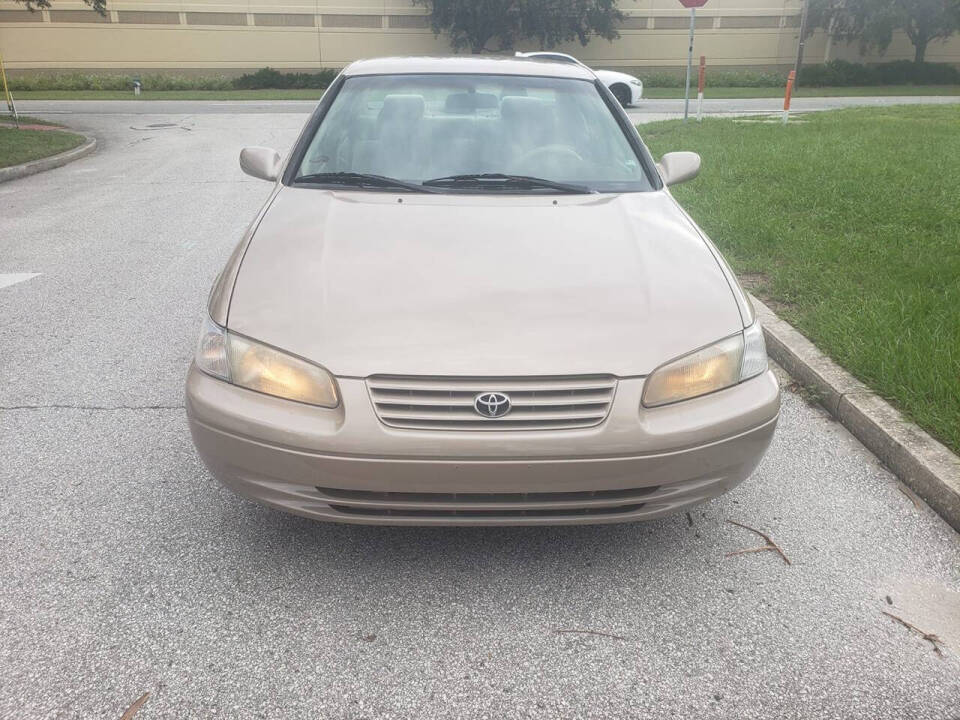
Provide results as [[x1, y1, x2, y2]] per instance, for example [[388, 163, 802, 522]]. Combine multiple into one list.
[[683, 8, 696, 122], [0, 52, 19, 128], [696, 55, 705, 122]]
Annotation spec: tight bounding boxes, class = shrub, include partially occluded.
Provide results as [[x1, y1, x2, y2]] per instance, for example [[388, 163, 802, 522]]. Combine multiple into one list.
[[641, 71, 686, 88], [799, 60, 960, 87], [8, 72, 233, 91], [874, 60, 960, 85], [231, 67, 339, 89], [642, 61, 959, 88], [9, 62, 956, 92], [710, 70, 784, 87], [643, 69, 814, 88]]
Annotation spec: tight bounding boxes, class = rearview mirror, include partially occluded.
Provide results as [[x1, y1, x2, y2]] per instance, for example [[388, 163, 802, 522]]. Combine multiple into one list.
[[659, 151, 701, 187], [240, 146, 282, 182]]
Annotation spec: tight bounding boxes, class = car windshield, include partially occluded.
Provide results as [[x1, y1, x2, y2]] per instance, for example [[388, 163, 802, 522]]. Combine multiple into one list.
[[293, 73, 655, 193]]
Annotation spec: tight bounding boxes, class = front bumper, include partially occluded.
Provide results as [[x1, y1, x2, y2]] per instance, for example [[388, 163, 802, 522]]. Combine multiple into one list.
[[186, 366, 779, 526]]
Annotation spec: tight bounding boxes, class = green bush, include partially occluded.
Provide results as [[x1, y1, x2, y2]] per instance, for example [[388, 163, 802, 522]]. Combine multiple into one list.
[[644, 69, 805, 88], [8, 72, 233, 91], [232, 67, 339, 89], [643, 61, 959, 88], [711, 70, 784, 87], [874, 60, 960, 84], [9, 61, 957, 92], [799, 60, 960, 87], [641, 71, 686, 88], [142, 74, 232, 91]]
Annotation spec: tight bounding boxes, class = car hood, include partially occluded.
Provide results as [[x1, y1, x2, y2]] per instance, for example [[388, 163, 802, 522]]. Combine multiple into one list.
[[227, 188, 743, 377]]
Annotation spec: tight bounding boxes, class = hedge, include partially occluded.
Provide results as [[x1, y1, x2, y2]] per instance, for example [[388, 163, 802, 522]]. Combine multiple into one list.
[[7, 61, 958, 92], [231, 67, 340, 89], [799, 60, 960, 86]]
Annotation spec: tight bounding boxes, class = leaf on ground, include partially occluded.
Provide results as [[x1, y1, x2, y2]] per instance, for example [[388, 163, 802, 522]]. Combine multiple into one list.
[[120, 692, 149, 720]]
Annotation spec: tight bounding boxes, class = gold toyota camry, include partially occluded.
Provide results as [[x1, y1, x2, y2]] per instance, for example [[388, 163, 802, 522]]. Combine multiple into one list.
[[186, 56, 780, 526]]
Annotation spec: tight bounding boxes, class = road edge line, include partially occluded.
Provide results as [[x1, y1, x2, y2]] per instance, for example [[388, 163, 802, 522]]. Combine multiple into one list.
[[0, 132, 97, 184], [750, 293, 960, 533]]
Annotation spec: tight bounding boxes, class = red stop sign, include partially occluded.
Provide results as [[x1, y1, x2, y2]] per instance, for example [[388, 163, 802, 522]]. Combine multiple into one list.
[[678, 0, 708, 7]]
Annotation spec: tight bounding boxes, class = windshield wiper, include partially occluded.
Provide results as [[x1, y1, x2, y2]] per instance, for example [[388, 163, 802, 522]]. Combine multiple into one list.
[[296, 172, 436, 193], [422, 173, 593, 194]]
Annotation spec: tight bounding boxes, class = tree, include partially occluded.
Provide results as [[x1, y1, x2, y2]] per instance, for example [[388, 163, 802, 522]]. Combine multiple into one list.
[[14, 0, 106, 15], [519, 0, 624, 49], [413, 0, 623, 54], [808, 0, 959, 63]]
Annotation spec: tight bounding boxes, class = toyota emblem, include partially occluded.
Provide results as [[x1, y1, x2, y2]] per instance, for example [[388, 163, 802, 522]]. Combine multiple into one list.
[[474, 392, 512, 418]]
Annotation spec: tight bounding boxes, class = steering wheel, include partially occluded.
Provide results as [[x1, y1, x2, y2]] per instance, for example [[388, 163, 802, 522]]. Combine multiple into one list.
[[514, 144, 584, 167]]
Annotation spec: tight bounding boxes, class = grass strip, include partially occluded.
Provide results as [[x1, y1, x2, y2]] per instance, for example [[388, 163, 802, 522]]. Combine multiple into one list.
[[641, 105, 960, 454], [0, 127, 86, 168]]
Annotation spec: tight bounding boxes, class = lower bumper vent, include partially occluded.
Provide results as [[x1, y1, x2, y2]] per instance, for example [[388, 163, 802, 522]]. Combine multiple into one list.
[[316, 485, 660, 520], [327, 504, 646, 519]]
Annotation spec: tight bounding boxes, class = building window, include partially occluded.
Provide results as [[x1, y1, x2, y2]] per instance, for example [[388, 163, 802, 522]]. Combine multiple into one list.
[[653, 16, 712, 30], [321, 14, 383, 29], [254, 13, 315, 27], [49, 9, 110, 23], [0, 10, 41, 22], [185, 12, 247, 26], [117, 11, 180, 25], [619, 16, 648, 30], [720, 16, 782, 29], [387, 15, 430, 29]]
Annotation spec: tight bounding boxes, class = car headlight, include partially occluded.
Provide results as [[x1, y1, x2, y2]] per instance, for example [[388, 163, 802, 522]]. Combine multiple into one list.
[[630, 79, 642, 87], [195, 316, 339, 407], [642, 322, 767, 408]]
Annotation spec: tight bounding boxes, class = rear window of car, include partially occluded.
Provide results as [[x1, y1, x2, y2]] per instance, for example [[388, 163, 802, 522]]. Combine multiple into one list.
[[292, 73, 656, 193]]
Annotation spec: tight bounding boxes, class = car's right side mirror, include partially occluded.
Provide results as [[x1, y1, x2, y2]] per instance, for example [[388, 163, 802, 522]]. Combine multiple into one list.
[[240, 146, 283, 182], [658, 151, 701, 187]]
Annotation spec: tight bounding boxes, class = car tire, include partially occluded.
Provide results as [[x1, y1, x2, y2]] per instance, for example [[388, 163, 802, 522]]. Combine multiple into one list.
[[610, 84, 630, 108]]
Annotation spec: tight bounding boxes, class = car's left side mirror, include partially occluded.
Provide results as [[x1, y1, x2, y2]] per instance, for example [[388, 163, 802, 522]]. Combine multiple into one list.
[[658, 151, 701, 187], [240, 146, 282, 182]]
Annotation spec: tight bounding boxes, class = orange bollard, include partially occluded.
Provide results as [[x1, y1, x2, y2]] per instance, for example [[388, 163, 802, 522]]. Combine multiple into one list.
[[783, 70, 796, 124]]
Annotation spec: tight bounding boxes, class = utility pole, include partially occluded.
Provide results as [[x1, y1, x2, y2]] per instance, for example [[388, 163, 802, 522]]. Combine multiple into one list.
[[793, 0, 811, 87], [683, 8, 696, 121], [678, 0, 708, 122]]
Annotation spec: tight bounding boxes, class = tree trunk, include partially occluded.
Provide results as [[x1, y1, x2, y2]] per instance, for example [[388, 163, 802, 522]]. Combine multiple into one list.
[[914, 38, 927, 63], [470, 36, 491, 53]]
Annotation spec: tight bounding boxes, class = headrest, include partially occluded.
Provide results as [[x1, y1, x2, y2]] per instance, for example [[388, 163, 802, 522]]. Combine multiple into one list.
[[378, 94, 425, 124], [444, 92, 499, 114], [500, 96, 551, 126]]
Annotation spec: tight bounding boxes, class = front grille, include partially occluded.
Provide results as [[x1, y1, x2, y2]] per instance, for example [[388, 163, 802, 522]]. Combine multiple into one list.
[[366, 375, 617, 431]]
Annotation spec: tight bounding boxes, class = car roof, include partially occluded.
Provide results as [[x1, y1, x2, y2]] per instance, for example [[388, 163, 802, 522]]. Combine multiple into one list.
[[342, 56, 596, 81]]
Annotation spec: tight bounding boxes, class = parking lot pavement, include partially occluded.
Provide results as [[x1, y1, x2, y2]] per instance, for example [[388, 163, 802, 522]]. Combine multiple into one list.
[[15, 93, 960, 122], [1, 111, 958, 719]]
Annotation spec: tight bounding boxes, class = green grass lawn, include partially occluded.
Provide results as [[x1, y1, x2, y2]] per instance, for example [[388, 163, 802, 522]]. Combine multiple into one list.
[[0, 126, 86, 168], [1, 115, 64, 127], [641, 105, 960, 454], [644, 84, 960, 99], [10, 85, 959, 102]]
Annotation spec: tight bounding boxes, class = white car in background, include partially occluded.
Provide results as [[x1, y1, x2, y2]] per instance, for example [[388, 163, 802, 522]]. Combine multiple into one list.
[[515, 51, 643, 107]]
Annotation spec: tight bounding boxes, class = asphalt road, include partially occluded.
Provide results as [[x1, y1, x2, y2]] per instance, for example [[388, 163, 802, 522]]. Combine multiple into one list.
[[1, 106, 958, 719], [15, 93, 960, 120]]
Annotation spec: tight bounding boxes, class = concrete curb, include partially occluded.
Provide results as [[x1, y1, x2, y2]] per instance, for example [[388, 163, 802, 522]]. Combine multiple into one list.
[[0, 132, 96, 184], [751, 294, 960, 532]]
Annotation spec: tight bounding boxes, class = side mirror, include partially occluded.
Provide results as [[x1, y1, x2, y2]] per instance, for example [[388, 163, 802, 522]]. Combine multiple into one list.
[[659, 151, 701, 187], [240, 146, 282, 182]]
